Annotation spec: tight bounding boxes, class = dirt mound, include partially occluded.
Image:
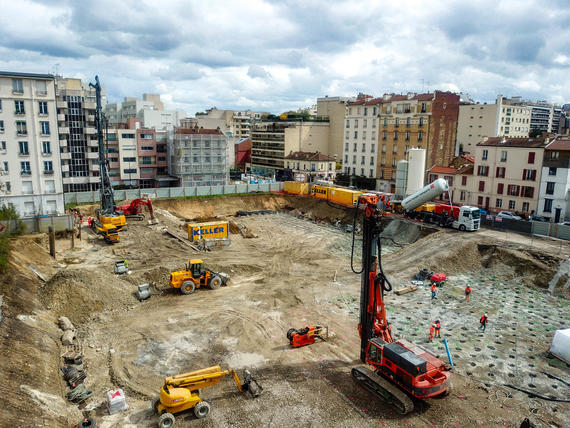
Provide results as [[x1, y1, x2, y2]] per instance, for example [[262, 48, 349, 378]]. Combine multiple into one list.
[[41, 269, 135, 325]]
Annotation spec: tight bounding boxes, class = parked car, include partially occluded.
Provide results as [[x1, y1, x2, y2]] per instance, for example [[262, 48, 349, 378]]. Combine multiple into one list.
[[558, 221, 570, 226], [479, 209, 489, 216], [496, 211, 522, 220], [529, 215, 548, 222]]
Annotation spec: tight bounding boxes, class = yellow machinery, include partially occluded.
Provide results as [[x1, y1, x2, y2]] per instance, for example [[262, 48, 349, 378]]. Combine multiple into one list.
[[169, 259, 230, 295], [153, 365, 261, 427]]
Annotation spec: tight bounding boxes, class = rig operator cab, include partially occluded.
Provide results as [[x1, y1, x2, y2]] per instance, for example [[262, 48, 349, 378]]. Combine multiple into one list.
[[453, 206, 480, 231]]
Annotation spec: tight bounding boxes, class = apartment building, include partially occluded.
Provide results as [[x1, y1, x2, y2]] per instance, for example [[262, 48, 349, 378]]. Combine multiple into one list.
[[495, 96, 532, 139], [168, 127, 230, 187], [456, 103, 497, 154], [194, 108, 268, 139], [250, 119, 330, 175], [471, 137, 549, 214], [359, 91, 459, 192], [0, 72, 64, 217], [105, 94, 186, 131], [536, 137, 570, 222], [316, 96, 355, 159], [284, 151, 336, 180], [55, 77, 102, 192], [428, 155, 475, 205], [342, 94, 378, 179]]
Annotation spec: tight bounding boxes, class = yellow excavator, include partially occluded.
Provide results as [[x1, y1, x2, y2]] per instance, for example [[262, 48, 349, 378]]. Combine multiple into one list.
[[88, 76, 126, 244], [152, 366, 262, 427]]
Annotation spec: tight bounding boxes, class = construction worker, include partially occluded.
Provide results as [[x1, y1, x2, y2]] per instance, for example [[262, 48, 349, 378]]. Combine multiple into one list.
[[435, 320, 441, 338], [479, 313, 488, 332], [431, 282, 437, 300], [465, 285, 471, 301], [429, 323, 435, 341]]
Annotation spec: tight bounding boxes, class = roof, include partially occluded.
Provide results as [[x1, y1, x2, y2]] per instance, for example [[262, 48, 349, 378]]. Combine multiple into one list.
[[176, 127, 223, 135], [461, 154, 475, 162], [457, 164, 474, 175], [413, 93, 434, 101], [546, 138, 570, 151], [235, 138, 251, 151], [430, 166, 457, 174], [0, 71, 54, 79], [364, 97, 385, 106], [284, 151, 336, 161], [477, 137, 548, 148]]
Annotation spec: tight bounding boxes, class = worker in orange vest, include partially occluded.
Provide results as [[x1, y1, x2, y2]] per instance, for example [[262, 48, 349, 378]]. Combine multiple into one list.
[[429, 323, 435, 341], [431, 282, 437, 300], [465, 285, 471, 301], [479, 313, 488, 332], [435, 320, 441, 338]]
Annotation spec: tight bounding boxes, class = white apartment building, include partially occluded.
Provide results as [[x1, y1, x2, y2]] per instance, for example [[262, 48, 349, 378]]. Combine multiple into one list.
[[342, 95, 379, 178], [194, 108, 268, 139], [536, 137, 570, 222], [105, 94, 186, 131], [56, 77, 102, 192], [168, 127, 230, 186], [495, 95, 532, 138], [0, 71, 64, 217], [284, 151, 336, 180]]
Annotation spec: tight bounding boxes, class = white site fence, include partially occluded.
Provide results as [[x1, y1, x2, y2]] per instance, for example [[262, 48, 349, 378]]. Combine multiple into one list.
[[0, 215, 74, 235], [64, 183, 284, 205]]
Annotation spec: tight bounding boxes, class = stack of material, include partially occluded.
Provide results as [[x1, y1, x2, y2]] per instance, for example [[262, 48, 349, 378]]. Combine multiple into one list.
[[107, 389, 128, 415]]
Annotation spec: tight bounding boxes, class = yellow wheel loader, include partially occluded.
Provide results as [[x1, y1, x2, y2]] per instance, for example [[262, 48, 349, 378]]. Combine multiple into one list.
[[169, 259, 230, 295], [152, 365, 261, 427]]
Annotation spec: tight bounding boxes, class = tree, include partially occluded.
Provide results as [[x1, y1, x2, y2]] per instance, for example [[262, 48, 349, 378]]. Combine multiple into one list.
[[529, 128, 543, 138]]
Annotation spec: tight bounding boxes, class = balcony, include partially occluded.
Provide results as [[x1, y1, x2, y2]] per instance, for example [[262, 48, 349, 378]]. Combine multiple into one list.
[[60, 152, 71, 160], [86, 152, 99, 159], [85, 127, 96, 135], [43, 170, 54, 175], [87, 115, 95, 122], [20, 170, 32, 176], [87, 139, 99, 147], [57, 114, 65, 121], [12, 89, 23, 95], [42, 151, 52, 157], [58, 127, 70, 134], [18, 151, 30, 157], [56, 101, 67, 109], [16, 130, 27, 136], [84, 102, 96, 109], [14, 110, 25, 116]]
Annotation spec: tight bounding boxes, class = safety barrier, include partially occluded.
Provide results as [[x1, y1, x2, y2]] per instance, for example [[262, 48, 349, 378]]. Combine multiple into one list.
[[64, 183, 284, 205], [481, 215, 570, 241], [0, 215, 74, 235]]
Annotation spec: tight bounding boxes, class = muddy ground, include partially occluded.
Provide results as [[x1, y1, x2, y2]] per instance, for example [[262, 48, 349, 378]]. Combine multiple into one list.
[[0, 194, 569, 428]]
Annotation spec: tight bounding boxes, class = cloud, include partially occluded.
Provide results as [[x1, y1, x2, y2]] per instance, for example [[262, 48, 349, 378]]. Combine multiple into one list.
[[0, 0, 569, 115]]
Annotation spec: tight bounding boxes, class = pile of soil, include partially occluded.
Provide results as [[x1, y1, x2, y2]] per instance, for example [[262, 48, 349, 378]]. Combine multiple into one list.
[[40, 269, 135, 326]]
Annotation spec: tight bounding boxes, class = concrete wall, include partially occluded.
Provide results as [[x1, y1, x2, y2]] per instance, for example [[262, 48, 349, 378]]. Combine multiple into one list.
[[457, 104, 497, 154], [0, 214, 74, 234], [317, 97, 353, 159], [284, 122, 330, 155]]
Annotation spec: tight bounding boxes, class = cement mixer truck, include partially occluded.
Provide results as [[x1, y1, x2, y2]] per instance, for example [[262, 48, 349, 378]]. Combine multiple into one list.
[[400, 178, 480, 231]]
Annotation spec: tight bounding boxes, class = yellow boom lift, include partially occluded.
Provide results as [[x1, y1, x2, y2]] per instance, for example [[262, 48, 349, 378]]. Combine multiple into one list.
[[153, 365, 261, 427]]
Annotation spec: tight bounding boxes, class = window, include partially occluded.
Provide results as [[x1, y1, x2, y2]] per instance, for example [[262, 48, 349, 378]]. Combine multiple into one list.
[[418, 131, 423, 141], [3, 161, 8, 172], [121, 133, 135, 138], [507, 185, 520, 196], [482, 149, 488, 160], [478, 196, 484, 206], [496, 167, 505, 178], [4, 182, 10, 193], [521, 186, 534, 198], [380, 169, 384, 179], [544, 198, 553, 213], [16, 121, 27, 135], [141, 146, 154, 151], [460, 191, 466, 201], [500, 151, 507, 162], [550, 151, 560, 160], [370, 157, 374, 165], [19, 141, 29, 155], [508, 200, 515, 210], [21, 161, 31, 175], [421, 103, 427, 113], [393, 145, 397, 154], [140, 133, 153, 139], [369, 169, 373, 178], [382, 131, 387, 140], [397, 105, 402, 114], [354, 119, 358, 127], [362, 143, 366, 152], [392, 159, 396, 167], [383, 118, 388, 127], [122, 157, 137, 162], [123, 168, 137, 174], [381, 157, 385, 166], [395, 118, 399, 128], [477, 166, 489, 176], [478, 181, 485, 191], [345, 143, 349, 151], [406, 117, 411, 127], [344, 155, 348, 163], [14, 100, 25, 114], [353, 155, 356, 163], [12, 79, 23, 93], [122, 145, 136, 151], [38, 101, 48, 115], [361, 156, 365, 165], [345, 131, 349, 140], [0, 100, 2, 111], [363, 119, 367, 127], [40, 121, 50, 135], [36, 80, 47, 95], [522, 169, 536, 181], [443, 176, 453, 186], [461, 176, 467, 186], [361, 168, 364, 176], [419, 117, 424, 127], [346, 120, 350, 128], [382, 144, 386, 153], [393, 131, 398, 140], [497, 183, 504, 194], [527, 152, 535, 164], [405, 145, 409, 154], [496, 198, 502, 208], [371, 144, 375, 153], [405, 131, 410, 141], [522, 202, 529, 212], [42, 141, 51, 154], [546, 182, 555, 195], [0, 121, 3, 132], [354, 131, 358, 139], [311, 163, 316, 171], [373, 107, 377, 115], [353, 143, 357, 151], [43, 160, 53, 173]]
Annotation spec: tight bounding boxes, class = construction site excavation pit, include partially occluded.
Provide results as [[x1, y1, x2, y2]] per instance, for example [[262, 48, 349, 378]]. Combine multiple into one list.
[[1, 194, 569, 427]]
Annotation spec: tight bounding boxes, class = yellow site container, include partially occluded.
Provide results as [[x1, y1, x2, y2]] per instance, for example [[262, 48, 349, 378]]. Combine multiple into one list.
[[284, 181, 309, 195], [311, 184, 330, 200], [328, 188, 363, 207], [187, 221, 229, 242]]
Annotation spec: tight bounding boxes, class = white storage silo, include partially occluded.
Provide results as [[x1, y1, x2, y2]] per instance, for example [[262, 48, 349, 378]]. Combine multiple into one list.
[[406, 148, 426, 196]]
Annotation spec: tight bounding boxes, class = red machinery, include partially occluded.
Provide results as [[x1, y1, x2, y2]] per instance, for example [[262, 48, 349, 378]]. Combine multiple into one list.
[[350, 194, 451, 414], [430, 273, 447, 286], [117, 198, 155, 221], [287, 325, 328, 348]]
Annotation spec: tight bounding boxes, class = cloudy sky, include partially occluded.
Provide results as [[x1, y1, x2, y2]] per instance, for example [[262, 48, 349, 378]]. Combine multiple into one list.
[[1, 0, 569, 115]]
